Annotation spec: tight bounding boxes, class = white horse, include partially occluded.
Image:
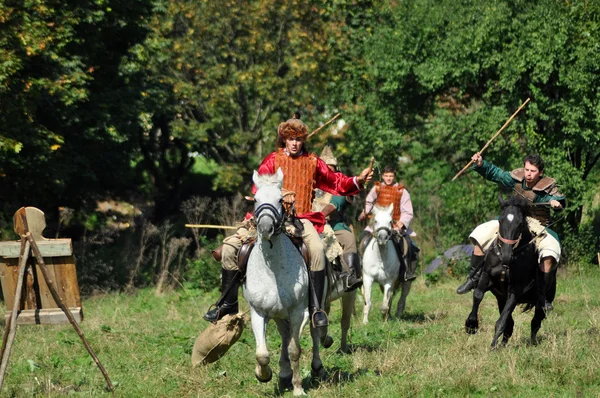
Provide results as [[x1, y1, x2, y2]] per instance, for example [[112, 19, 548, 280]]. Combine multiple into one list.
[[244, 169, 325, 396], [361, 204, 413, 324]]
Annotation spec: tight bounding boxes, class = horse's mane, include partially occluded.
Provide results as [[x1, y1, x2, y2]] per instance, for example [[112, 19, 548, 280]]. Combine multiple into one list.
[[256, 172, 282, 187], [500, 195, 528, 211]]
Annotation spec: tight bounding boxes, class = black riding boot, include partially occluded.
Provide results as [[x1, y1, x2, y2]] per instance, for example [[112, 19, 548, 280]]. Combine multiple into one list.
[[309, 270, 329, 328], [404, 236, 420, 281], [341, 252, 363, 292], [539, 270, 554, 313], [456, 254, 485, 295], [203, 269, 240, 322]]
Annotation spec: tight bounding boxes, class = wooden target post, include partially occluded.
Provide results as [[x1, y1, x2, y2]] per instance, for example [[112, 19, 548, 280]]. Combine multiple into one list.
[[0, 207, 113, 391], [0, 207, 82, 324]]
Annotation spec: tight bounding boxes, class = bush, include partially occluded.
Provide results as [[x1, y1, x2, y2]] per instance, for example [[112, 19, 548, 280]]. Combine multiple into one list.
[[183, 236, 222, 290]]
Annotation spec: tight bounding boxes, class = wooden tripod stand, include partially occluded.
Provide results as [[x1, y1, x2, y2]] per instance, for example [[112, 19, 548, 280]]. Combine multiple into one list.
[[0, 207, 113, 392]]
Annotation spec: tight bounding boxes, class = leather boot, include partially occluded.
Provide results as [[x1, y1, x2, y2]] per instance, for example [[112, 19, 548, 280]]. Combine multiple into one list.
[[309, 270, 329, 328], [539, 270, 554, 313], [341, 252, 363, 292], [203, 269, 240, 322], [404, 236, 420, 281], [456, 254, 485, 294]]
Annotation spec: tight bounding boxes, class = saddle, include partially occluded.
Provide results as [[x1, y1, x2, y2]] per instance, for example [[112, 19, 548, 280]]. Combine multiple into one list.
[[211, 235, 311, 276]]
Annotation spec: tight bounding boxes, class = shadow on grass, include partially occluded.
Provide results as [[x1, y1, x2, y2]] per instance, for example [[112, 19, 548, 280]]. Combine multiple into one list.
[[271, 364, 378, 395], [389, 310, 447, 323]]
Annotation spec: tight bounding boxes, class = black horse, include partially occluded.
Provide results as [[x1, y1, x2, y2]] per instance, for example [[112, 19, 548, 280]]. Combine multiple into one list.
[[465, 196, 555, 348]]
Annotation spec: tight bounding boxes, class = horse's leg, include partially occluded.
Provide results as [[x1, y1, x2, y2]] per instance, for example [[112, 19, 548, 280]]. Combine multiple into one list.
[[362, 275, 374, 325], [288, 311, 308, 396], [494, 295, 513, 346], [320, 293, 333, 349], [381, 283, 394, 320], [250, 308, 272, 383], [465, 272, 490, 334], [395, 280, 413, 318], [309, 323, 325, 381], [274, 319, 293, 391], [339, 291, 356, 353], [491, 292, 517, 349]]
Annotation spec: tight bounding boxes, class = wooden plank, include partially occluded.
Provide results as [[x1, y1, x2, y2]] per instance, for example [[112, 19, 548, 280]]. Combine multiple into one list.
[[5, 308, 83, 325], [24, 259, 37, 310], [0, 258, 19, 312], [0, 239, 72, 258], [53, 256, 81, 307], [35, 256, 58, 308]]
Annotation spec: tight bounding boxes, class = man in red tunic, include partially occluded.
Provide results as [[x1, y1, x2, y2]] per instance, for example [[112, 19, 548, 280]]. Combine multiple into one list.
[[204, 115, 373, 327]]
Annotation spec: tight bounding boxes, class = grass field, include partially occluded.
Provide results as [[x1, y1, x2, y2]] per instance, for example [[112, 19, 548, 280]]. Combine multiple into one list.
[[1, 266, 600, 397]]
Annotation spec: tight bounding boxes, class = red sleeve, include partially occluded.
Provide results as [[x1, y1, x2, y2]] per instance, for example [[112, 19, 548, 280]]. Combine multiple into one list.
[[251, 152, 276, 194], [314, 157, 361, 196]]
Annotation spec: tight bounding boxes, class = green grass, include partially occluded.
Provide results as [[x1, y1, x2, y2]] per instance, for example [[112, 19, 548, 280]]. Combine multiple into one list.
[[2, 267, 600, 397]]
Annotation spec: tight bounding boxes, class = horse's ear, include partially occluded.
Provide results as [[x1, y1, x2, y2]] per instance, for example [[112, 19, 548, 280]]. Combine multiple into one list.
[[498, 192, 505, 207], [253, 170, 262, 188], [275, 167, 284, 189], [372, 206, 379, 216], [387, 203, 394, 214]]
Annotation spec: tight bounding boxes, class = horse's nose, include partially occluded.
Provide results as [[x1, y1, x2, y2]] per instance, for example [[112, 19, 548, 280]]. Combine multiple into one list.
[[258, 223, 274, 239]]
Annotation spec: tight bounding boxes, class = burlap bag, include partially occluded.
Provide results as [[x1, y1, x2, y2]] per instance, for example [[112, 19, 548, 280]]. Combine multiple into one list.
[[191, 313, 245, 367]]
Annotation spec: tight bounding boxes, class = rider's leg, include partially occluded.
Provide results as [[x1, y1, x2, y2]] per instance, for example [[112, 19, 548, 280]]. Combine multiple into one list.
[[456, 243, 485, 294], [335, 229, 363, 292], [457, 221, 498, 295], [300, 219, 329, 328], [203, 228, 247, 322], [536, 233, 561, 312], [404, 235, 420, 281]]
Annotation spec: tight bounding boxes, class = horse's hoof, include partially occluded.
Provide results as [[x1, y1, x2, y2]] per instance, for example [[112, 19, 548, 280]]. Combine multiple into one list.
[[311, 364, 326, 380], [278, 375, 293, 391], [255, 366, 273, 383], [293, 388, 307, 396], [465, 326, 478, 335], [322, 335, 334, 349], [465, 320, 479, 334]]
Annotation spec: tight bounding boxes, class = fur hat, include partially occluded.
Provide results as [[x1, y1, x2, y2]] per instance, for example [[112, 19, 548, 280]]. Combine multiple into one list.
[[320, 145, 337, 166], [277, 112, 308, 141]]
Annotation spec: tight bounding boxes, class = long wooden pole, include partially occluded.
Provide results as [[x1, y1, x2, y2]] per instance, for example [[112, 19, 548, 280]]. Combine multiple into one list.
[[185, 224, 238, 230], [452, 98, 531, 181], [307, 113, 341, 139], [0, 236, 30, 391], [26, 234, 115, 392]]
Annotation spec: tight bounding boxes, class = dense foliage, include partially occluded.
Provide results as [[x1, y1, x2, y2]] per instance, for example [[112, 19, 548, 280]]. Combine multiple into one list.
[[1, 0, 598, 290]]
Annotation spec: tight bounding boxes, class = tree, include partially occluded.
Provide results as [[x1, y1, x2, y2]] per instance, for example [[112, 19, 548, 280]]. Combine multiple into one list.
[[127, 0, 348, 218]]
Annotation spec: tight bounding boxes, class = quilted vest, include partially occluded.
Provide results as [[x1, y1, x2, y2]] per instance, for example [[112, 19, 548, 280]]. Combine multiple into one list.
[[510, 168, 561, 226], [375, 182, 404, 221], [274, 149, 318, 215]]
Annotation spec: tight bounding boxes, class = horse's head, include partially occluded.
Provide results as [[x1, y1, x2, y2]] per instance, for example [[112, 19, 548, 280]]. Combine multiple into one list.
[[496, 195, 528, 264], [372, 204, 394, 245], [253, 168, 285, 241]]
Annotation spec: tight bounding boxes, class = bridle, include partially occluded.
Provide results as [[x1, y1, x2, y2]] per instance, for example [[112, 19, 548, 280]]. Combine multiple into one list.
[[254, 201, 284, 236], [497, 232, 522, 250], [374, 222, 393, 245]]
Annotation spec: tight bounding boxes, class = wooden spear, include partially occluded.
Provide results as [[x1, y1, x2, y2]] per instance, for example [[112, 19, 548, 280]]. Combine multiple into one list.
[[307, 113, 341, 139], [185, 224, 238, 230], [452, 98, 531, 182]]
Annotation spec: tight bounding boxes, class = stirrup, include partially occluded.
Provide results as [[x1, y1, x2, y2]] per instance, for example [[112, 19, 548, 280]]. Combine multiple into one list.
[[343, 273, 363, 292], [311, 310, 329, 328], [203, 301, 238, 323]]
